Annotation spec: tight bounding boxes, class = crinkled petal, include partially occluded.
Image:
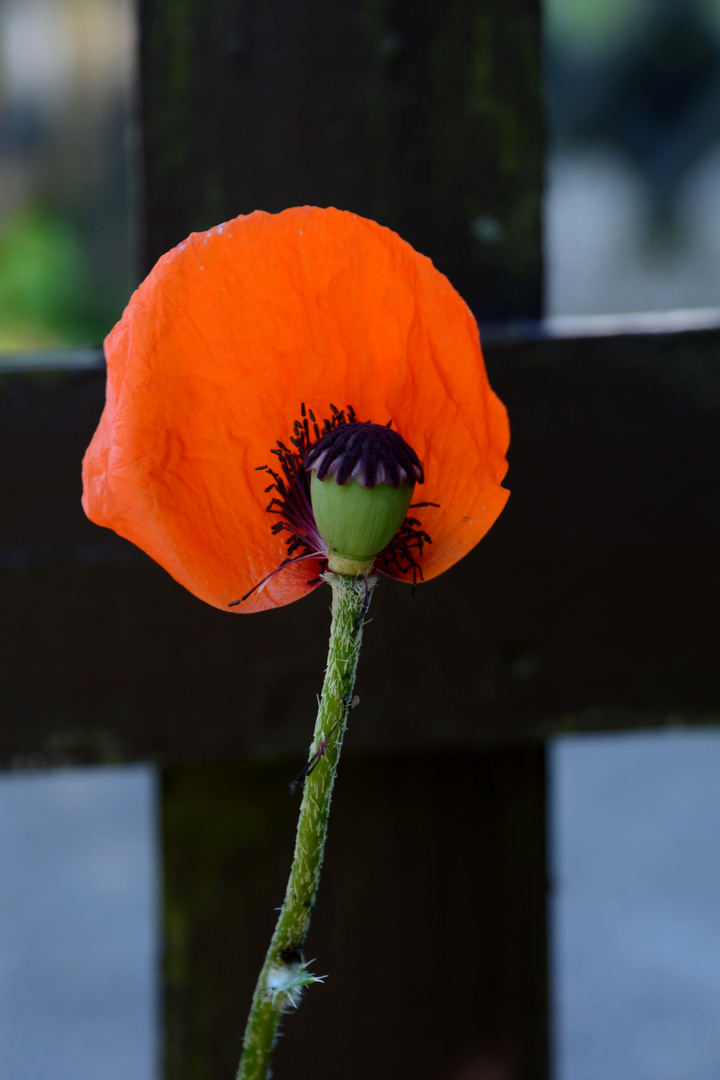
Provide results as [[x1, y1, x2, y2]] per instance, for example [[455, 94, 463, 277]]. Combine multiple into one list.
[[82, 207, 509, 612]]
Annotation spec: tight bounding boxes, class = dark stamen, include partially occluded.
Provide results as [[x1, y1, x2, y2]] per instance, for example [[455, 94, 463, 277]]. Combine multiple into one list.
[[228, 403, 433, 606], [304, 421, 423, 489]]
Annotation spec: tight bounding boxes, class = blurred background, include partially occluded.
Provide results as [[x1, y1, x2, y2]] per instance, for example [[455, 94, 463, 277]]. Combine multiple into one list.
[[1, 0, 719, 1078], [545, 0, 720, 317], [1, 0, 719, 353], [0, 0, 134, 351]]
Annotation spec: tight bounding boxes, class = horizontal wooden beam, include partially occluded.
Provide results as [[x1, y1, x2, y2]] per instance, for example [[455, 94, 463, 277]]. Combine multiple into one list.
[[2, 326, 718, 767]]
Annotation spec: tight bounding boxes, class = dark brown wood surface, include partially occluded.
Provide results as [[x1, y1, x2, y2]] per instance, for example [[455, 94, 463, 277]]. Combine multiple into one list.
[[139, 0, 542, 322], [6, 1, 718, 1075], [162, 748, 547, 1080], [2, 327, 718, 769]]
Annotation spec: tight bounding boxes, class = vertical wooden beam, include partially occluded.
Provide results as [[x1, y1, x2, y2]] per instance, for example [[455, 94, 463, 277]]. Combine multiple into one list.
[[162, 749, 547, 1080], [139, 0, 547, 1073], [139, 0, 542, 321]]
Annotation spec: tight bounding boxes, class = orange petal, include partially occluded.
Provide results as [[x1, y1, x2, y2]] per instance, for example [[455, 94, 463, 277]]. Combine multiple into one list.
[[82, 207, 509, 612]]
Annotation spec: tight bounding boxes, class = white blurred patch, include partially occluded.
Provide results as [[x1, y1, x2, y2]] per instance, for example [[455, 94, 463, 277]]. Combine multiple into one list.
[[551, 729, 720, 1080], [0, 765, 159, 1080], [544, 147, 720, 316]]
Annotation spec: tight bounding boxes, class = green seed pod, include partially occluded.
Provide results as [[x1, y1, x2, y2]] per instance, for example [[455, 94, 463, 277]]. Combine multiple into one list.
[[310, 474, 414, 574], [305, 421, 424, 576]]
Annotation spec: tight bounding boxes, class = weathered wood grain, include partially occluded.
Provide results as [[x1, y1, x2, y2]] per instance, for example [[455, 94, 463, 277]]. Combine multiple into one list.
[[162, 748, 548, 1080], [139, 0, 542, 322], [2, 328, 718, 767]]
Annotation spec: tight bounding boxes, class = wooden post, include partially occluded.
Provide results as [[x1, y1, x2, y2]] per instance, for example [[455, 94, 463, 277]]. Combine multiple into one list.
[[139, 0, 543, 321], [162, 750, 547, 1080], [137, 0, 547, 1074]]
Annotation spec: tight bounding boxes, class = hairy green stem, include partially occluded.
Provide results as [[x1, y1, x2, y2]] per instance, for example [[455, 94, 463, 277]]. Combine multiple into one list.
[[236, 571, 372, 1080]]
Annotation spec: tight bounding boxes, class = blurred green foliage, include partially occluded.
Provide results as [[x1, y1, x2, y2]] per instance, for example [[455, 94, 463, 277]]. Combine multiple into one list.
[[0, 207, 121, 351]]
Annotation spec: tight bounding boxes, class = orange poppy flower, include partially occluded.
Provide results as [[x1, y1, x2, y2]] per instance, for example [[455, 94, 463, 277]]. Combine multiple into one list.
[[82, 207, 509, 613]]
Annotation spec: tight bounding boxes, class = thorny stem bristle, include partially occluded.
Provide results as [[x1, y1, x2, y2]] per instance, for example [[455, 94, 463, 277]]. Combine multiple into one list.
[[236, 572, 372, 1080]]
